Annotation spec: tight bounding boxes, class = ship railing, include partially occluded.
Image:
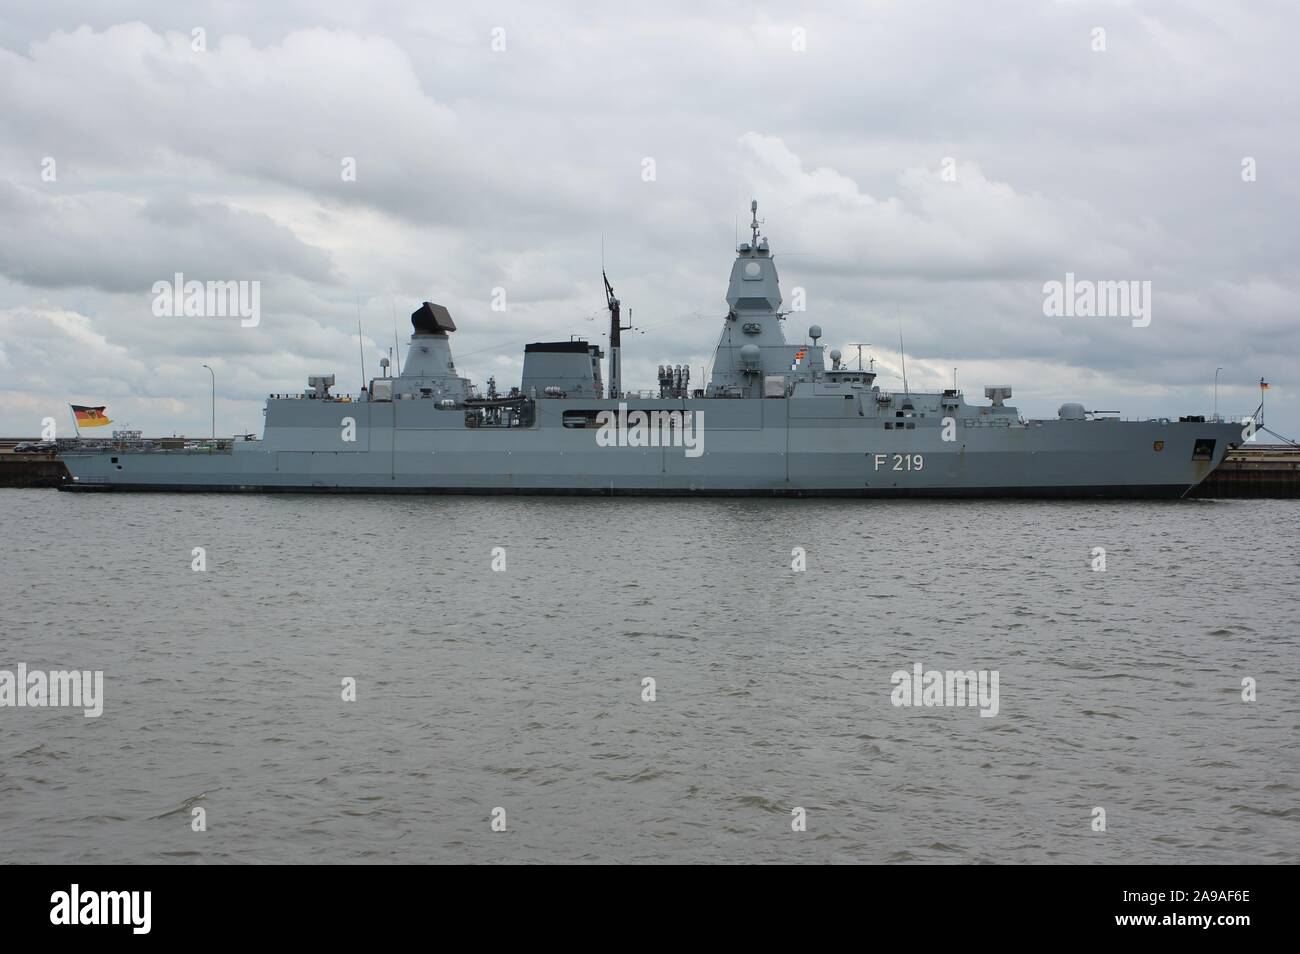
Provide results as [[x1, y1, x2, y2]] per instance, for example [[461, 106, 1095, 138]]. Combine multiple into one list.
[[58, 438, 236, 453], [268, 393, 361, 402], [610, 390, 695, 400]]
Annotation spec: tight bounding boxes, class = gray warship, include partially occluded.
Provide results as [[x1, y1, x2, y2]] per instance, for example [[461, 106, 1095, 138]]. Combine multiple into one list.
[[62, 203, 1243, 497]]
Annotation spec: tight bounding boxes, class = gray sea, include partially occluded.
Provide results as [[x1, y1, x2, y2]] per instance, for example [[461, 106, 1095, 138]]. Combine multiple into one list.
[[0, 489, 1296, 864]]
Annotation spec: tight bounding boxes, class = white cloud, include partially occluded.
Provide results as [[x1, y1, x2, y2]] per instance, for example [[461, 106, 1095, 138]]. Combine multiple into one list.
[[0, 4, 1293, 437]]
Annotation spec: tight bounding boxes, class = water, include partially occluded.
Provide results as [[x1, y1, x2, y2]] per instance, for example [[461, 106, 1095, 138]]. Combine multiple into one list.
[[0, 489, 1296, 864]]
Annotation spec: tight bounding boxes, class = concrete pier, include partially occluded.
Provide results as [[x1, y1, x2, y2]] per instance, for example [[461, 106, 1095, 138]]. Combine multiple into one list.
[[1189, 444, 1300, 499], [0, 451, 66, 487]]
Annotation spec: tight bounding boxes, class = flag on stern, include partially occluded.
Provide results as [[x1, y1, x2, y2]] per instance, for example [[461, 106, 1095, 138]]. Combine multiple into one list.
[[71, 405, 112, 426]]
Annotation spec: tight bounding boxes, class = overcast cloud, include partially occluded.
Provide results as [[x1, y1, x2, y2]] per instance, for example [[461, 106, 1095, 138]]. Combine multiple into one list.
[[0, 1, 1295, 438]]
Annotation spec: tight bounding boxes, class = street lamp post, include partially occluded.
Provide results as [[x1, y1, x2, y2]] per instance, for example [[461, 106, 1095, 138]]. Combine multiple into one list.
[[1214, 366, 1222, 420], [202, 364, 215, 443]]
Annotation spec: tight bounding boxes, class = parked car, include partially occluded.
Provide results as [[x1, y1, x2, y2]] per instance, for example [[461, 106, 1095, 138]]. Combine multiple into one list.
[[13, 442, 38, 453]]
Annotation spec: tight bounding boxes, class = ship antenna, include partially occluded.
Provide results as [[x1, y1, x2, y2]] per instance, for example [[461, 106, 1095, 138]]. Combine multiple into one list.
[[847, 342, 870, 371], [750, 199, 761, 246], [391, 298, 402, 376], [356, 293, 367, 395], [847, 343, 870, 371], [899, 322, 909, 397]]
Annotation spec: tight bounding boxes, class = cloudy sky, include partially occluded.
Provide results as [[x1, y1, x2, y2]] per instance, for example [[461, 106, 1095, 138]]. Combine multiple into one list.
[[0, 1, 1295, 439]]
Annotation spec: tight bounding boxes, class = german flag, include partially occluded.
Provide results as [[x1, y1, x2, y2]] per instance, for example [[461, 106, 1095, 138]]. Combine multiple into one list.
[[71, 405, 112, 427]]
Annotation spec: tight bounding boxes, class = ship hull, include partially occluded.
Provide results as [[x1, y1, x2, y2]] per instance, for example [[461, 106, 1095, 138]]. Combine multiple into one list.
[[59, 397, 1242, 499], [55, 481, 1200, 498]]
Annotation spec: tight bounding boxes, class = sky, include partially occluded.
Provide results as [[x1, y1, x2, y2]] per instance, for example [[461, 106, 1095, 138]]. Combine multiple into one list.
[[0, 1, 1295, 439]]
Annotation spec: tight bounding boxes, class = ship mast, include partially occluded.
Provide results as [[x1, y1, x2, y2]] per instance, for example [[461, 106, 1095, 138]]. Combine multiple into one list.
[[604, 269, 631, 399]]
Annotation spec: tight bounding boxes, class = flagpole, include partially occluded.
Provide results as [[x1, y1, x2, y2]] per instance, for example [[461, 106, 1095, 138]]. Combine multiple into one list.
[[69, 405, 81, 440]]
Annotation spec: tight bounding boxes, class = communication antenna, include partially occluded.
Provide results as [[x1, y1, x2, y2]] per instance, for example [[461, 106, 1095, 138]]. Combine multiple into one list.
[[846, 343, 871, 371], [356, 293, 367, 393], [391, 298, 402, 376], [898, 323, 909, 397]]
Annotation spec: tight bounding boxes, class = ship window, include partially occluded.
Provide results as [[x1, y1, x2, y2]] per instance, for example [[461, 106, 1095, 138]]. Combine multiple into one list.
[[111, 457, 119, 464], [906, 422, 915, 430], [884, 422, 893, 429], [1192, 438, 1216, 460]]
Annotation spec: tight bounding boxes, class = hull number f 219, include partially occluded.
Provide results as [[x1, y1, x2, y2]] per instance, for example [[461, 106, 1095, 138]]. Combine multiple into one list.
[[873, 454, 924, 471]]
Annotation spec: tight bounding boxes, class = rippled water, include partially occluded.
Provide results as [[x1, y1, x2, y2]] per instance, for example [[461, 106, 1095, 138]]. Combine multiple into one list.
[[0, 489, 1296, 864]]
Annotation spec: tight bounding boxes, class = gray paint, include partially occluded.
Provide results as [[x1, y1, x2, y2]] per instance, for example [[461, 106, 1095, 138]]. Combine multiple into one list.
[[62, 210, 1243, 497]]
